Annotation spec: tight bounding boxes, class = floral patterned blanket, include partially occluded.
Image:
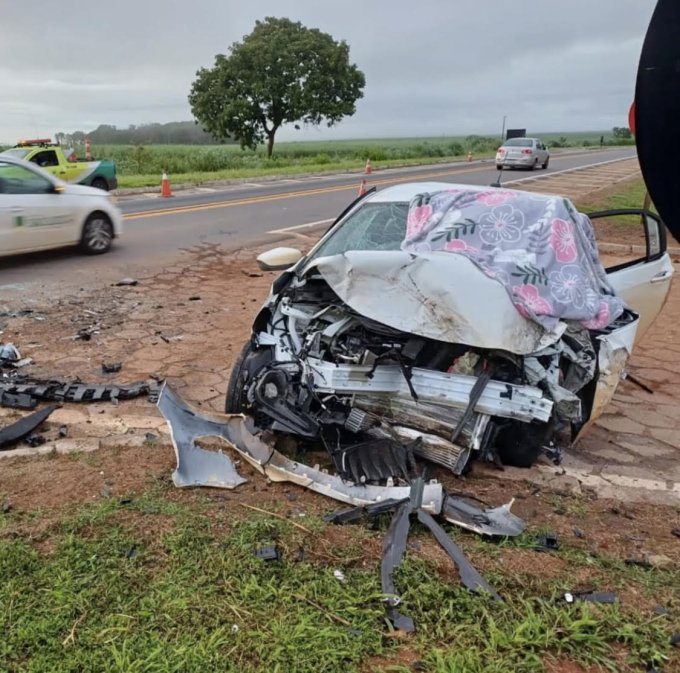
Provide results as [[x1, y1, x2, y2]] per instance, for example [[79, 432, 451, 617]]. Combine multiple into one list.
[[401, 187, 625, 330]]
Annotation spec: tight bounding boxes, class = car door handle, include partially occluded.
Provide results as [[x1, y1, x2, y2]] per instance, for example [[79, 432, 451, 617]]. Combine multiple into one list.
[[10, 206, 23, 213], [650, 270, 673, 283]]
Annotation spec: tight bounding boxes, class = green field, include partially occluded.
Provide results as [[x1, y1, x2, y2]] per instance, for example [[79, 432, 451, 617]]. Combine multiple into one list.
[[96, 132, 631, 188]]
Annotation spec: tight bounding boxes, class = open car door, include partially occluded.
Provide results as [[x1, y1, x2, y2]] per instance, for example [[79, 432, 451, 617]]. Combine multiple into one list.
[[588, 208, 673, 342]]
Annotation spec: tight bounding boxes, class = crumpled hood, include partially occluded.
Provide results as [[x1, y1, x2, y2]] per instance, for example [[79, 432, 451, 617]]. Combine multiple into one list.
[[313, 250, 565, 355]]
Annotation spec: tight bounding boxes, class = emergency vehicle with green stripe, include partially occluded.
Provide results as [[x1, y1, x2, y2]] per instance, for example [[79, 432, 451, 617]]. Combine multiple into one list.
[[1, 139, 117, 191]]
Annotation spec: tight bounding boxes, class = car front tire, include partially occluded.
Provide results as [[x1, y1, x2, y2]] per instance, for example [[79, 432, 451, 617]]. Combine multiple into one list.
[[80, 213, 113, 254], [225, 341, 254, 413], [496, 164, 503, 170], [542, 158, 549, 169], [91, 177, 109, 191]]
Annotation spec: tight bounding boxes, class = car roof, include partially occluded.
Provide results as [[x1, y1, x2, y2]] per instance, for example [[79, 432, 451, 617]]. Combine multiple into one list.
[[0, 154, 24, 165], [367, 181, 478, 202], [366, 181, 505, 202], [0, 153, 62, 182]]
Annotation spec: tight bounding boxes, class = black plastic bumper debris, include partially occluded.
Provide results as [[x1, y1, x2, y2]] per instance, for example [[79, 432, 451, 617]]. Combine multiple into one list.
[[380, 478, 501, 633], [255, 545, 282, 562], [535, 533, 560, 552], [563, 590, 618, 604], [0, 404, 58, 450], [324, 498, 409, 525], [0, 391, 37, 410], [0, 377, 156, 405]]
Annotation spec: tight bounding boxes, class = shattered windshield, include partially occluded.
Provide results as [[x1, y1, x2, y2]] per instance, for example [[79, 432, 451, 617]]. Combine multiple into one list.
[[503, 138, 533, 147], [312, 202, 409, 258]]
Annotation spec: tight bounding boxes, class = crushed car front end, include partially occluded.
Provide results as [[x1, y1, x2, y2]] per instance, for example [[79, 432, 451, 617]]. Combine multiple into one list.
[[224, 183, 643, 482]]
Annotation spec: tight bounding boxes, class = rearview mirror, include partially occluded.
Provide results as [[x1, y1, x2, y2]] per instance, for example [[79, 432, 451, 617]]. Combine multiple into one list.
[[256, 247, 303, 271]]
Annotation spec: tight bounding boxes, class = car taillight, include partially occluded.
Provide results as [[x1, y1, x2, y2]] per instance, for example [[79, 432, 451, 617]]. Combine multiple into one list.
[[521, 149, 533, 154]]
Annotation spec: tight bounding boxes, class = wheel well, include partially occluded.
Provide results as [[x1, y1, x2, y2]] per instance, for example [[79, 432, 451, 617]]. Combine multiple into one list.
[[91, 175, 109, 189]]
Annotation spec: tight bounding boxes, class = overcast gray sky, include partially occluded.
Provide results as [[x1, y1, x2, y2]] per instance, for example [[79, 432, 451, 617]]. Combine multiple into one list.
[[0, 0, 657, 144]]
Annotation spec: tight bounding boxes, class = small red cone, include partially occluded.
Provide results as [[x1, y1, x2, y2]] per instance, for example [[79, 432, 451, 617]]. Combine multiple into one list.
[[161, 172, 173, 197], [467, 151, 473, 163], [358, 179, 367, 196], [364, 158, 372, 175]]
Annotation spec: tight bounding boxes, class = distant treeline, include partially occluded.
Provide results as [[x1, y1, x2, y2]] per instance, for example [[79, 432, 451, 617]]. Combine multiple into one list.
[[55, 122, 229, 146]]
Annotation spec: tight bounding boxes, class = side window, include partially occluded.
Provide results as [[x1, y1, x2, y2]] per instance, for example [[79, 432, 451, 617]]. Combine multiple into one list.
[[588, 209, 666, 272], [29, 150, 59, 168], [0, 161, 54, 194]]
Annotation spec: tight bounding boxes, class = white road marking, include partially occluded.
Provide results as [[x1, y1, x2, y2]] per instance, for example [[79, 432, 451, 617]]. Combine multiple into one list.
[[267, 218, 334, 234]]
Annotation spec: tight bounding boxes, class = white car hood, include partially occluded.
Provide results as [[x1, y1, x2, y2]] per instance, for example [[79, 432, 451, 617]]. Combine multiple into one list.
[[61, 183, 106, 196], [313, 251, 565, 355]]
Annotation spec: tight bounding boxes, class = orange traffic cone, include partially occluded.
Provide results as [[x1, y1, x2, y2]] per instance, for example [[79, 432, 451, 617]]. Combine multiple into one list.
[[364, 158, 372, 175], [467, 152, 473, 162], [358, 179, 367, 196], [161, 172, 173, 197]]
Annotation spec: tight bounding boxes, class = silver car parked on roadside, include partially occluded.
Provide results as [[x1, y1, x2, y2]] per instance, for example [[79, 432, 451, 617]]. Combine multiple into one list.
[[495, 137, 549, 170]]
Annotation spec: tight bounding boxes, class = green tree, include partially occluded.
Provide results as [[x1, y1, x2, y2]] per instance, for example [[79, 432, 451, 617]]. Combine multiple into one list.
[[188, 17, 366, 157]]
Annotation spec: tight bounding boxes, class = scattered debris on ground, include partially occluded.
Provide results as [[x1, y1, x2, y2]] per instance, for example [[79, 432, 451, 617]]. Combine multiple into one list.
[[0, 377, 159, 405]]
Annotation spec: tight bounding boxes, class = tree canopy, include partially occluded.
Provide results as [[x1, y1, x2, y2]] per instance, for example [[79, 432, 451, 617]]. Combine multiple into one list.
[[189, 17, 366, 157]]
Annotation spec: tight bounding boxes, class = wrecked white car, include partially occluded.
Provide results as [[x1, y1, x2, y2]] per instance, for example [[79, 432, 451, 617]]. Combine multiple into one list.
[[221, 182, 672, 481]]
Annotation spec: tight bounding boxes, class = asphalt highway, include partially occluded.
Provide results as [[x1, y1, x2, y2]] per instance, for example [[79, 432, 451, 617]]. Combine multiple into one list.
[[0, 148, 635, 290]]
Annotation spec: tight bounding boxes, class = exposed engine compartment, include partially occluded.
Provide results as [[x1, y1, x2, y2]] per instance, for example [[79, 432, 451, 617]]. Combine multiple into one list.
[[227, 267, 638, 484]]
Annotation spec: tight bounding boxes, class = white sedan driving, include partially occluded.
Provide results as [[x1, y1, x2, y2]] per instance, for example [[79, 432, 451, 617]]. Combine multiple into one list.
[[0, 155, 122, 258]]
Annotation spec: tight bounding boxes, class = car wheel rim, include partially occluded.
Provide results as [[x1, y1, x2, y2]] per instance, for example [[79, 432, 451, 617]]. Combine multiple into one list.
[[86, 219, 112, 251]]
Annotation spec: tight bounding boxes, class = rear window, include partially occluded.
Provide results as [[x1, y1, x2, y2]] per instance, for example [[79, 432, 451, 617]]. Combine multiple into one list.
[[504, 138, 533, 147]]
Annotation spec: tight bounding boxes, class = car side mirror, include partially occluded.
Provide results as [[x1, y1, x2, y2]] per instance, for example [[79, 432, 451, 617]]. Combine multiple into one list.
[[256, 247, 303, 271]]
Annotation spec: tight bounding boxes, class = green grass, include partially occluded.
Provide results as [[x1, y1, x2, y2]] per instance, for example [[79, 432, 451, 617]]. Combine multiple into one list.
[[1, 482, 677, 673], [576, 179, 653, 214]]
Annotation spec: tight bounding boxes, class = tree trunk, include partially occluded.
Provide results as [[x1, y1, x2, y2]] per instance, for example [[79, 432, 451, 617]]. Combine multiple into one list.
[[267, 132, 276, 158]]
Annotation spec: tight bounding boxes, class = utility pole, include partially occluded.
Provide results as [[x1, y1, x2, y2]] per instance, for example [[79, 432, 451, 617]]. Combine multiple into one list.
[[500, 115, 507, 142]]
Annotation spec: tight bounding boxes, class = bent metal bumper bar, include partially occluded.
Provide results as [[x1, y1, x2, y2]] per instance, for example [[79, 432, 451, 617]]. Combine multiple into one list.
[[306, 359, 553, 423], [157, 385, 445, 514]]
